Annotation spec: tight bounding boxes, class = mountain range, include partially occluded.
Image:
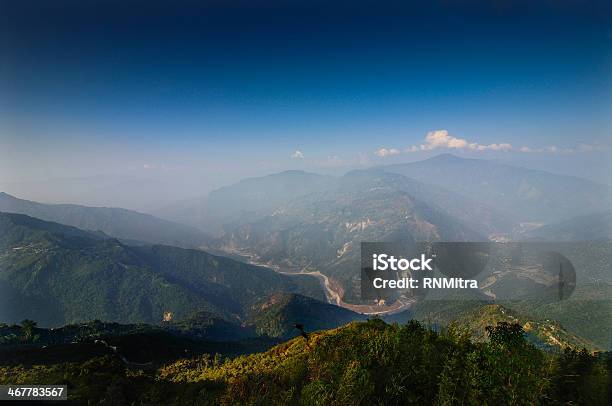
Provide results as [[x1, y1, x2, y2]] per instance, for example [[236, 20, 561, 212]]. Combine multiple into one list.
[[1, 154, 609, 350], [214, 169, 486, 304], [0, 212, 328, 327], [378, 153, 612, 226], [146, 155, 612, 310], [0, 192, 210, 248], [0, 208, 608, 404]]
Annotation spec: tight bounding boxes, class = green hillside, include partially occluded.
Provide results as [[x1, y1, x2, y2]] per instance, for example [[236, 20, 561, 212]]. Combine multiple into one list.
[[247, 293, 367, 339], [507, 283, 612, 350], [454, 304, 598, 351], [1, 319, 609, 405], [393, 299, 602, 352], [0, 212, 324, 326]]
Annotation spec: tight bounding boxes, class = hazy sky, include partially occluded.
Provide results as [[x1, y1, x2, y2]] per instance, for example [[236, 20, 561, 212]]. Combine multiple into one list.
[[1, 1, 611, 201]]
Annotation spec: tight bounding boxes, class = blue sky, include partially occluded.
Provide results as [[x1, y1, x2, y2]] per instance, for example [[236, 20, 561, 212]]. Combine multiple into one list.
[[1, 0, 611, 185]]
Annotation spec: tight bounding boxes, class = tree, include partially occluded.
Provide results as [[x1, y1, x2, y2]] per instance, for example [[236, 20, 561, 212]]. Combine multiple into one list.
[[478, 322, 546, 404], [20, 319, 37, 342], [485, 321, 525, 349]]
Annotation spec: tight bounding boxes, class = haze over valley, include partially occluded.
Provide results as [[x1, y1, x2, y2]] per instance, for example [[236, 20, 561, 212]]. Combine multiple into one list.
[[1, 153, 611, 351]]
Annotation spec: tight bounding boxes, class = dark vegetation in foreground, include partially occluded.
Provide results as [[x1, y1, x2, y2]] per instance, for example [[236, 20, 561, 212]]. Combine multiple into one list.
[[1, 319, 610, 405]]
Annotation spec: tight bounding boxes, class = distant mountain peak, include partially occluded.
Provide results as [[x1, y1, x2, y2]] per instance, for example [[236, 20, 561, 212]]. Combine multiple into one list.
[[378, 152, 612, 224], [428, 152, 463, 161], [423, 153, 483, 164]]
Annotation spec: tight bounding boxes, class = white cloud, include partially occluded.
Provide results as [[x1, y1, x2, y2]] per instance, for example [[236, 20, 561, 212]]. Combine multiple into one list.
[[374, 148, 401, 157], [417, 130, 513, 152], [291, 150, 304, 159], [478, 143, 513, 151], [547, 146, 575, 154], [419, 130, 468, 150], [375, 129, 600, 158], [378, 129, 514, 157], [519, 145, 575, 154]]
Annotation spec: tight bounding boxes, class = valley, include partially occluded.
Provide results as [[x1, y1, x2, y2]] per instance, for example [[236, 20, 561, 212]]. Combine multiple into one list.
[[1, 154, 610, 351], [219, 246, 416, 315]]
